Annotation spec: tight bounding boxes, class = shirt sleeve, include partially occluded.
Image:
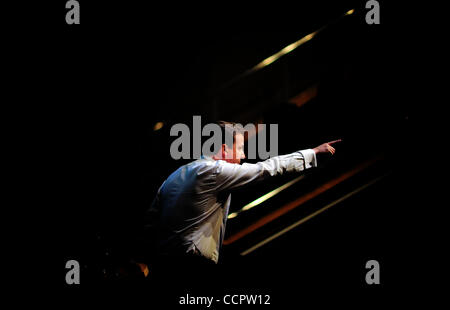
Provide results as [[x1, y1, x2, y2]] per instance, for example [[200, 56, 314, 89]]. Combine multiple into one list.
[[215, 149, 317, 192]]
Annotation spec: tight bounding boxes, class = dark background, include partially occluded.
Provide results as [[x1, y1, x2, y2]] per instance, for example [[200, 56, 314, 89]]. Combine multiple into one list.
[[8, 0, 431, 306]]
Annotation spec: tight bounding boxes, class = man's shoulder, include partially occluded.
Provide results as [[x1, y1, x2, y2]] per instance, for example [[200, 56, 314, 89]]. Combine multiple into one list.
[[190, 157, 220, 172], [171, 157, 231, 179]]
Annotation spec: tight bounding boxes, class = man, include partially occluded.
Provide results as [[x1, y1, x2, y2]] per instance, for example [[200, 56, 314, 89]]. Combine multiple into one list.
[[143, 121, 341, 283]]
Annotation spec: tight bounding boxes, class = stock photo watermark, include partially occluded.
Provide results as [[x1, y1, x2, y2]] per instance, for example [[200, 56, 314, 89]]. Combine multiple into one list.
[[365, 0, 380, 24], [65, 259, 80, 284], [64, 1, 379, 26], [169, 116, 279, 160], [65, 0, 80, 25], [365, 259, 380, 285]]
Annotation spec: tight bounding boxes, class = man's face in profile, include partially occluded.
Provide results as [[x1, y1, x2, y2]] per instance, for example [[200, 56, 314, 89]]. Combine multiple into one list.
[[224, 133, 246, 164]]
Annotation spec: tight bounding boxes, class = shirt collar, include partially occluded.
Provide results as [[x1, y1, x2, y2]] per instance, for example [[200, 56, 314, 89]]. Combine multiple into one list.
[[200, 155, 215, 161]]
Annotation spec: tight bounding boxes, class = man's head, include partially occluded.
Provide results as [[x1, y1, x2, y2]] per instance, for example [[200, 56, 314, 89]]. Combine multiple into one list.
[[213, 121, 246, 164]]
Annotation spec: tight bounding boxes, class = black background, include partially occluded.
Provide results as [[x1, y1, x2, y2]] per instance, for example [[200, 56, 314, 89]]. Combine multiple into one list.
[[6, 0, 434, 307]]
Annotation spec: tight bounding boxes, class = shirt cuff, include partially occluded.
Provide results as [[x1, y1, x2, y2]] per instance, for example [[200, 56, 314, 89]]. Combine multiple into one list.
[[300, 149, 317, 169]]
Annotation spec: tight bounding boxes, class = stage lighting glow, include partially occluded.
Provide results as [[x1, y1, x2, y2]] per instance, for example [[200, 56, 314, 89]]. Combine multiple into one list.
[[346, 9, 355, 15], [251, 32, 317, 72], [218, 8, 355, 89], [228, 175, 305, 219], [228, 212, 238, 219], [239, 173, 389, 256], [153, 122, 164, 131]]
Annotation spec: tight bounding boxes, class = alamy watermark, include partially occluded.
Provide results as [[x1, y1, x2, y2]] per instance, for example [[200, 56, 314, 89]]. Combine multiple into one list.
[[65, 259, 80, 284], [169, 116, 278, 160], [66, 0, 80, 25], [365, 0, 380, 25], [65, 1, 379, 26], [365, 259, 380, 285]]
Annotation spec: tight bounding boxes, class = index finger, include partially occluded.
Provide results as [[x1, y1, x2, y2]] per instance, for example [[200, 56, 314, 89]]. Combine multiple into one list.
[[328, 139, 342, 145]]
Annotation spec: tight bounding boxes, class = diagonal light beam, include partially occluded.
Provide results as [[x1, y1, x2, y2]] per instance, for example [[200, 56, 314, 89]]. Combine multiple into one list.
[[218, 8, 355, 91], [224, 156, 382, 245], [240, 173, 389, 256], [228, 175, 306, 219]]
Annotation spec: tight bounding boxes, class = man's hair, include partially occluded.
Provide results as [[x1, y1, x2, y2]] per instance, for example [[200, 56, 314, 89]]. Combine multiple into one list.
[[217, 121, 245, 148]]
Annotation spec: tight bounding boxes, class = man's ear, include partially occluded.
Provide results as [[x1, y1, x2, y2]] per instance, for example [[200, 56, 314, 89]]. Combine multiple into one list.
[[223, 144, 233, 159], [221, 144, 227, 155]]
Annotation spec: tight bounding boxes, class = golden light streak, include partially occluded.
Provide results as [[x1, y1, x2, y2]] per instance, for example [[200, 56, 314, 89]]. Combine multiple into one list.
[[346, 9, 355, 15], [228, 212, 238, 219], [250, 32, 317, 72], [153, 122, 164, 131], [137, 263, 149, 277], [240, 173, 389, 256], [219, 8, 355, 90], [223, 156, 382, 245], [241, 175, 305, 211], [228, 175, 305, 219]]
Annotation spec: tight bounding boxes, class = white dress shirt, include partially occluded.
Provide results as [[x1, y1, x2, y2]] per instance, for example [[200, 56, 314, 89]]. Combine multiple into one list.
[[151, 149, 317, 263]]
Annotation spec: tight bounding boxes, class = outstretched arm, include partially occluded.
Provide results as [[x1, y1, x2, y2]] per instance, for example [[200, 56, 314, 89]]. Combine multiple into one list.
[[215, 139, 342, 192]]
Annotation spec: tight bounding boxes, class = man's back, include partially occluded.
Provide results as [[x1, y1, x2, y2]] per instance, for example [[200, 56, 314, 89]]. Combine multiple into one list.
[[155, 156, 229, 263]]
